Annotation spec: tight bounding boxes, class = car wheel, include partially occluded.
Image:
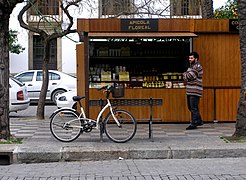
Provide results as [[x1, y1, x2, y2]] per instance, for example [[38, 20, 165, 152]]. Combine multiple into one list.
[[51, 89, 66, 104]]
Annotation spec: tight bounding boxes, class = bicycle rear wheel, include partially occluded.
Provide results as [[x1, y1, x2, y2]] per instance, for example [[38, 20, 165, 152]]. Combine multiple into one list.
[[50, 109, 81, 142], [104, 109, 137, 143]]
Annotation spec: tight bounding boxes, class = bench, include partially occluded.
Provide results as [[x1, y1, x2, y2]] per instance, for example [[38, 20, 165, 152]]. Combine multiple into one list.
[[89, 98, 163, 140]]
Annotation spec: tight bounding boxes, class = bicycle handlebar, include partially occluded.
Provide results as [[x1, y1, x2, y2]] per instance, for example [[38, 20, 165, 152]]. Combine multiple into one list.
[[97, 85, 114, 92], [97, 85, 108, 91], [97, 85, 114, 99]]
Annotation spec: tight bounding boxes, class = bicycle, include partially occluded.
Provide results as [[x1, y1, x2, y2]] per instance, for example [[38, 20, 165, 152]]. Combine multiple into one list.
[[49, 84, 137, 143]]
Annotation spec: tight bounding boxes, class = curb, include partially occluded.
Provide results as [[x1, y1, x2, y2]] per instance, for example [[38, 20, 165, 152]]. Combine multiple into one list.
[[13, 146, 246, 164], [0, 145, 18, 165]]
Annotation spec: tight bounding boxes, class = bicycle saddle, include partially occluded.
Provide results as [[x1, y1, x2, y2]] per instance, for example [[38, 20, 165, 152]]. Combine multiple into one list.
[[72, 96, 85, 101]]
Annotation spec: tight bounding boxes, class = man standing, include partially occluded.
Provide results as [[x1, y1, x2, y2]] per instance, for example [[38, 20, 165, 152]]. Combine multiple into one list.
[[183, 52, 203, 130]]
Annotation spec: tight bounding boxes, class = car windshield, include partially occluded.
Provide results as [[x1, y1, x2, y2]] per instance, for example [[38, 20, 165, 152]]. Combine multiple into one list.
[[10, 76, 25, 87], [62, 72, 76, 78]]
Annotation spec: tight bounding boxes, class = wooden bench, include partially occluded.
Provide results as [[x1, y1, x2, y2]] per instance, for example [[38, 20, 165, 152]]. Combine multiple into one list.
[[90, 98, 163, 139]]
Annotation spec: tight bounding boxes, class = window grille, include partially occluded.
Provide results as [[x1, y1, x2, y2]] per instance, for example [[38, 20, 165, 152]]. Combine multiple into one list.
[[101, 0, 133, 16], [33, 35, 57, 70], [171, 0, 201, 17], [181, 0, 189, 15], [31, 0, 59, 15]]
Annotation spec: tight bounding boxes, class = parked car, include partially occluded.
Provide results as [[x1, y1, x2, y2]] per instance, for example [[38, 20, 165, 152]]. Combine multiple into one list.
[[14, 70, 76, 104], [9, 76, 30, 112], [56, 90, 77, 109]]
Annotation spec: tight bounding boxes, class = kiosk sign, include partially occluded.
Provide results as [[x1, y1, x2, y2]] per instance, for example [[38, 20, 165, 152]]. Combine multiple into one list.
[[229, 19, 239, 33], [121, 19, 158, 32]]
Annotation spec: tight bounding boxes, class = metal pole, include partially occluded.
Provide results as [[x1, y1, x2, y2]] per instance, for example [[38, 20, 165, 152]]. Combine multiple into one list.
[[149, 97, 153, 139]]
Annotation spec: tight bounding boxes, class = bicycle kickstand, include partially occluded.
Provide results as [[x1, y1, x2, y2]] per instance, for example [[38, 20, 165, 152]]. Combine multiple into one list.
[[99, 121, 104, 142]]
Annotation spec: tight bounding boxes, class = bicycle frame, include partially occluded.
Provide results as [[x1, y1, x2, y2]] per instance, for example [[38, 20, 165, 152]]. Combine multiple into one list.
[[50, 85, 137, 143], [78, 98, 120, 129]]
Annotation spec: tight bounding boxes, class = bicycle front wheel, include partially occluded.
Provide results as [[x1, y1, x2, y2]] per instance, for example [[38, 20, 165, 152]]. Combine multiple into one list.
[[104, 109, 137, 143], [50, 109, 81, 142]]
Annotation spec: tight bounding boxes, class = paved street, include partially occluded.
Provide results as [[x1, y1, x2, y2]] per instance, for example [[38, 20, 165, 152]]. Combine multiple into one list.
[[9, 103, 56, 119], [6, 104, 246, 164], [5, 103, 246, 180], [0, 158, 246, 179]]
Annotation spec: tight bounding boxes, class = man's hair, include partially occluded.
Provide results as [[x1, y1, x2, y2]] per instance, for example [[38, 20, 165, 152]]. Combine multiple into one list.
[[189, 52, 199, 60]]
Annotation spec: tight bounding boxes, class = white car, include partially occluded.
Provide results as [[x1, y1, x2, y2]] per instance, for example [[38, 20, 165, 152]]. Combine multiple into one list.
[[9, 76, 30, 112], [14, 70, 76, 104], [56, 90, 77, 109]]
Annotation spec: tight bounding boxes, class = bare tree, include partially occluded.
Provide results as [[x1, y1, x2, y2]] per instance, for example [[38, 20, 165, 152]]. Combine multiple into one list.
[[18, 0, 81, 119], [0, 0, 24, 140], [233, 0, 246, 137]]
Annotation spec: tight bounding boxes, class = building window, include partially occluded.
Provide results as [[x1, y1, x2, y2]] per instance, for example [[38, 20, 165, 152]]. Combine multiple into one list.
[[101, 0, 132, 16], [33, 35, 57, 70], [171, 0, 200, 16], [181, 0, 189, 15], [31, 0, 59, 15]]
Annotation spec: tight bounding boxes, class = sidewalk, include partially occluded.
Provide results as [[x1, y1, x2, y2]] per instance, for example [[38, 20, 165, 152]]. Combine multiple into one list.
[[1, 115, 246, 164]]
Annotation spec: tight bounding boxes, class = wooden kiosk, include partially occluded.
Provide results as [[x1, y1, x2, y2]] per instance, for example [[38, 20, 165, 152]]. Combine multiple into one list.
[[76, 18, 240, 123]]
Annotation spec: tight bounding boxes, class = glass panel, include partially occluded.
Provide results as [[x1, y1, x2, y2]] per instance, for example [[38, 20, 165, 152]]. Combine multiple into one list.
[[49, 72, 60, 80], [171, 0, 200, 16], [10, 77, 25, 87], [36, 71, 43, 81], [33, 35, 57, 70], [102, 0, 132, 15], [181, 0, 189, 15], [35, 72, 60, 81], [16, 72, 34, 82]]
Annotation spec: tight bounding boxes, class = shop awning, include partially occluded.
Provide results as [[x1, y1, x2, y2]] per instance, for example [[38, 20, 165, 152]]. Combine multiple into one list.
[[88, 32, 198, 38]]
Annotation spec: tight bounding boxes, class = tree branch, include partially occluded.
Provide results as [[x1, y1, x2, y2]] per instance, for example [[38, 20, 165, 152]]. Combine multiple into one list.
[[47, 0, 81, 40], [17, 0, 47, 37]]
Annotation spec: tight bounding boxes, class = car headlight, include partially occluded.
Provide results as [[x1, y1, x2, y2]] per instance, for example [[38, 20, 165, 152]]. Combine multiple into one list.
[[58, 96, 67, 101]]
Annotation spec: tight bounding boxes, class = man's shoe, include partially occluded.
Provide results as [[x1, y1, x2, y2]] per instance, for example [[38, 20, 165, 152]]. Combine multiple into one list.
[[186, 125, 197, 130], [196, 122, 203, 126]]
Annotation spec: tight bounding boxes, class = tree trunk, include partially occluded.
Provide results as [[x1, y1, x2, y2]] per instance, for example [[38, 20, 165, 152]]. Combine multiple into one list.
[[36, 40, 50, 120], [0, 0, 23, 140], [233, 0, 246, 137], [201, 0, 214, 18], [0, 12, 10, 140], [17, 0, 78, 120]]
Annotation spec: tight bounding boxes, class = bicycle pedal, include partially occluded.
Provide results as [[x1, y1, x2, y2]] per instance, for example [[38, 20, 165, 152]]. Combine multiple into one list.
[[85, 121, 96, 127], [89, 121, 96, 127]]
